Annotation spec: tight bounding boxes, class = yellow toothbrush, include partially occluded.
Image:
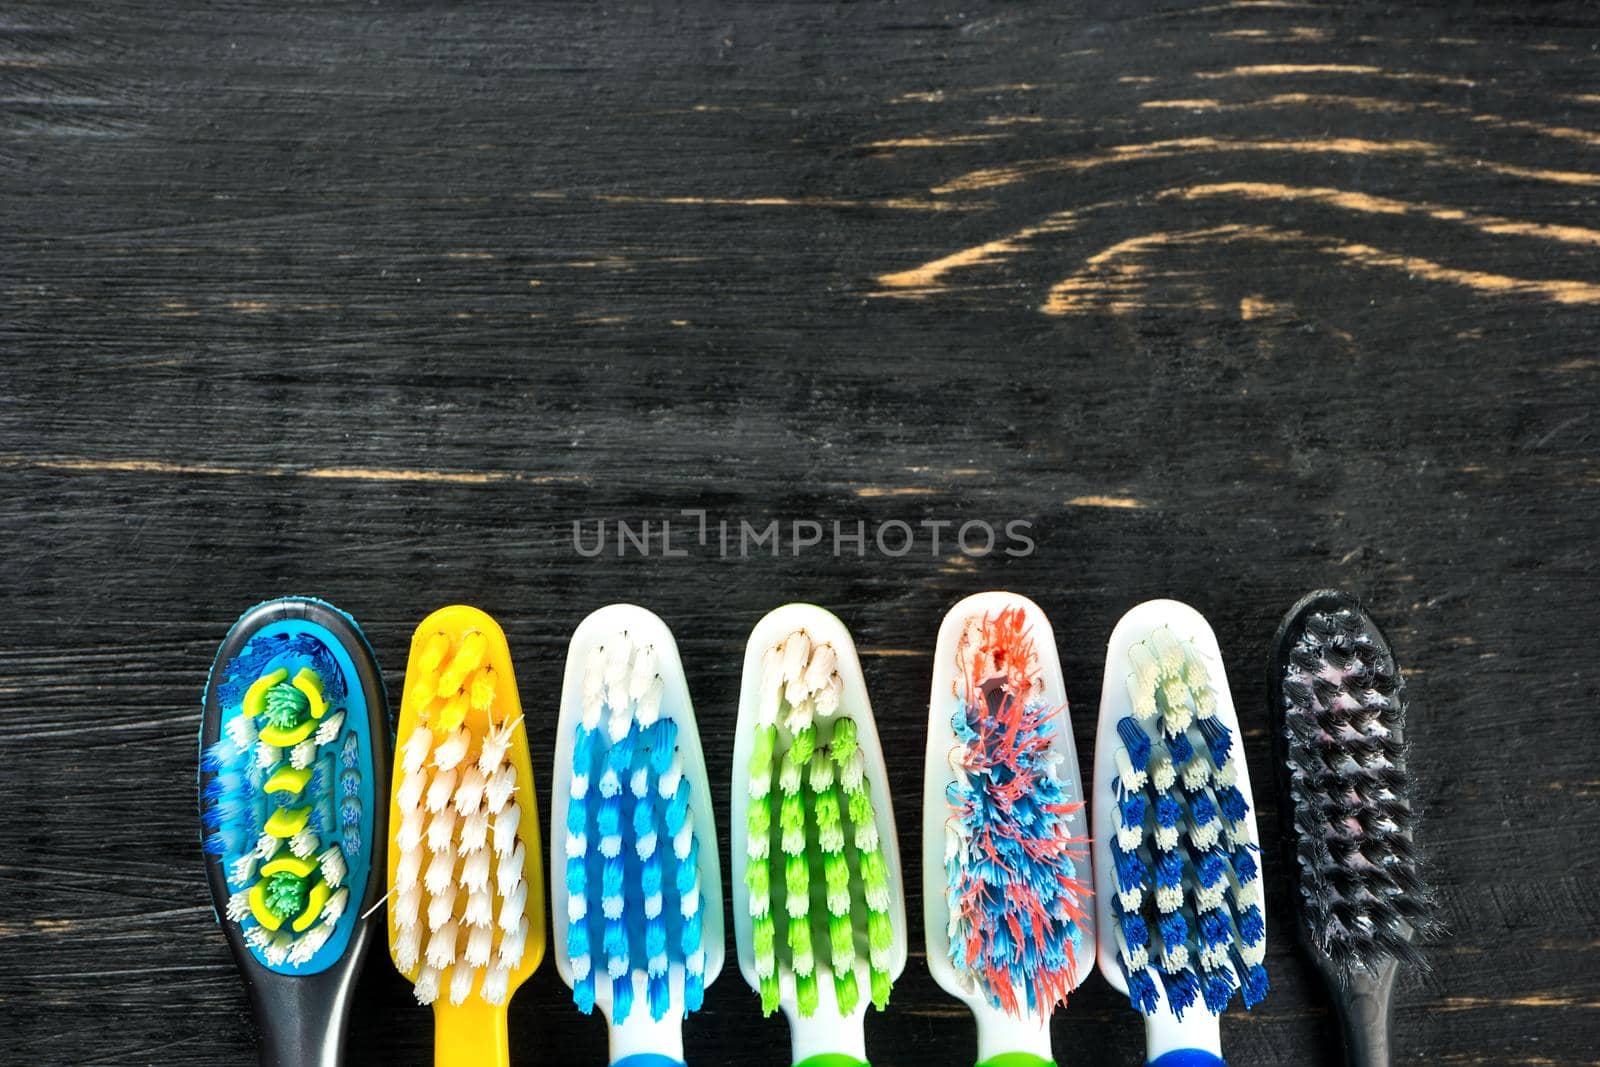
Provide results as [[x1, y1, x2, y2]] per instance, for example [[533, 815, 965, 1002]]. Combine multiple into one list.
[[386, 605, 547, 1066]]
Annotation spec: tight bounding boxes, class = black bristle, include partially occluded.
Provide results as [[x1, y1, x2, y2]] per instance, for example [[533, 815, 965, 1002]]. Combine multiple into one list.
[[1275, 594, 1441, 982]]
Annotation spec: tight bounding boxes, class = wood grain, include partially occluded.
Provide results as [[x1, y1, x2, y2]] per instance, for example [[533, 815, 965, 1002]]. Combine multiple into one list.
[[2, 2, 1598, 1064]]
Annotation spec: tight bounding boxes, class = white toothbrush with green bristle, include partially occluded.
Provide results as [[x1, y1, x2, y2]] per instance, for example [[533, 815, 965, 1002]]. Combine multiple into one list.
[[731, 604, 908, 1067]]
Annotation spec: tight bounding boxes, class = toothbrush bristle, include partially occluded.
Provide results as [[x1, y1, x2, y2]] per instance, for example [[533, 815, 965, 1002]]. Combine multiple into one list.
[[747, 630, 894, 1018], [1111, 626, 1267, 1019], [1280, 598, 1441, 978], [201, 633, 367, 974], [393, 629, 531, 1006], [564, 630, 706, 1022], [944, 607, 1090, 1018]]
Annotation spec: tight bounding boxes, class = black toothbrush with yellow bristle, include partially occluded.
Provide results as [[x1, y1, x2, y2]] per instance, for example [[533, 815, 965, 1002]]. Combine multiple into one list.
[[1268, 591, 1443, 1067]]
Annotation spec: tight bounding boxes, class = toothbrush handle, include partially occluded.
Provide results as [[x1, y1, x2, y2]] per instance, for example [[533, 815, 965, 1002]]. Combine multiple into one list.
[[613, 1057, 687, 1067], [794, 1056, 869, 1067], [247, 965, 352, 1067], [1331, 959, 1399, 1067], [976, 1055, 1055, 1067], [433, 999, 510, 1067], [1146, 1053, 1225, 1067]]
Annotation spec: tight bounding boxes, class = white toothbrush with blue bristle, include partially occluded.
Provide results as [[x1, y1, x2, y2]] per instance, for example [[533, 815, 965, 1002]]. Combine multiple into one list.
[[1092, 600, 1268, 1067], [551, 604, 724, 1067]]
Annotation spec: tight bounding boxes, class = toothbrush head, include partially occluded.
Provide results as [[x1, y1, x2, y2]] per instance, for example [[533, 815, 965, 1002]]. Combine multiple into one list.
[[550, 604, 724, 1024], [923, 593, 1094, 1020], [200, 597, 389, 978], [1270, 590, 1441, 980], [1093, 600, 1268, 1021], [731, 604, 908, 1022], [387, 605, 546, 1009]]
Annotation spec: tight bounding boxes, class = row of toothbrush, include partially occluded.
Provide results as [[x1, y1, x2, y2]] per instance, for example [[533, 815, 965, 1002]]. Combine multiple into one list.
[[198, 591, 1439, 1067]]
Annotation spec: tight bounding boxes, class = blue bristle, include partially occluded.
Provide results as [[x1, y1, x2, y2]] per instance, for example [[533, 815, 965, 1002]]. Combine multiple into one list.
[[1240, 963, 1269, 1009], [1217, 784, 1249, 825], [649, 719, 677, 773], [574, 973, 595, 1014], [203, 830, 233, 856], [597, 793, 622, 841], [680, 910, 702, 956], [1198, 715, 1232, 764], [602, 854, 625, 904], [604, 916, 628, 963], [203, 776, 228, 801], [201, 738, 240, 773], [1128, 968, 1160, 1015], [341, 796, 361, 829], [1156, 851, 1184, 889], [1197, 849, 1228, 888], [633, 791, 656, 843], [684, 969, 704, 1012], [641, 850, 662, 899], [664, 780, 690, 834], [340, 768, 360, 798], [676, 843, 698, 896], [1120, 911, 1149, 949], [1167, 729, 1194, 765], [574, 725, 598, 770], [568, 916, 589, 958], [601, 727, 635, 796], [1160, 969, 1199, 1018], [1117, 716, 1151, 770], [567, 792, 588, 835], [1200, 910, 1232, 950], [1191, 791, 1218, 827], [1232, 844, 1259, 883], [1237, 904, 1264, 946], [645, 914, 667, 961], [567, 854, 587, 896], [1202, 971, 1234, 1015], [1159, 912, 1188, 951], [343, 826, 361, 855], [951, 706, 977, 744], [1114, 848, 1148, 893], [649, 972, 670, 1021], [216, 634, 346, 707], [202, 804, 225, 829], [340, 733, 358, 768], [612, 974, 634, 1022], [1120, 794, 1145, 829], [1156, 796, 1181, 831]]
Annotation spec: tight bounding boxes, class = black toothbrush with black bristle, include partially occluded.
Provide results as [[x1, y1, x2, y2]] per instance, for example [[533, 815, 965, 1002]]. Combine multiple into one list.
[[1268, 590, 1443, 1067]]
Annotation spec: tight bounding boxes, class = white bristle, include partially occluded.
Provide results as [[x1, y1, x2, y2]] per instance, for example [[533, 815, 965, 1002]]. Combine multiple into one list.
[[1117, 815, 1143, 852], [225, 715, 256, 749], [629, 643, 657, 699], [1189, 817, 1221, 851], [839, 749, 866, 792], [644, 891, 663, 919], [255, 742, 280, 769], [397, 808, 425, 851], [673, 822, 693, 860], [465, 924, 493, 967], [758, 647, 784, 726], [434, 728, 470, 772], [464, 889, 493, 927], [395, 923, 422, 972], [1155, 885, 1183, 912], [1151, 627, 1185, 674], [1163, 943, 1190, 971], [290, 739, 317, 770], [855, 819, 879, 853], [493, 802, 521, 855], [264, 932, 292, 966], [396, 847, 422, 891], [426, 769, 458, 813], [565, 831, 587, 859], [313, 710, 345, 747], [778, 755, 802, 796], [815, 673, 842, 717], [1119, 887, 1143, 912], [582, 645, 607, 716], [477, 729, 510, 777], [225, 889, 250, 921], [747, 830, 769, 860], [321, 887, 348, 926], [461, 848, 492, 893], [428, 883, 458, 930], [784, 674, 811, 708], [498, 915, 528, 966], [1196, 882, 1227, 911], [289, 829, 319, 859], [395, 885, 421, 930], [803, 643, 837, 692], [1129, 674, 1158, 720], [482, 964, 511, 1005], [607, 697, 633, 743], [255, 833, 280, 860], [1116, 748, 1148, 792], [426, 920, 459, 969], [413, 965, 441, 1005], [567, 894, 587, 922], [1182, 758, 1210, 791], [426, 807, 457, 851], [1151, 753, 1177, 792], [424, 848, 456, 894], [680, 886, 700, 918], [454, 766, 487, 815], [1241, 938, 1266, 967], [630, 764, 650, 798], [498, 880, 527, 932], [460, 810, 489, 852], [1129, 641, 1160, 692], [229, 853, 258, 887], [397, 771, 425, 813], [1194, 687, 1218, 717], [1156, 823, 1180, 851], [485, 765, 516, 811], [290, 924, 332, 965], [448, 961, 476, 1005], [1213, 759, 1238, 788], [637, 675, 664, 727], [783, 696, 813, 737], [244, 926, 273, 951], [1161, 679, 1194, 733], [781, 632, 810, 682], [1184, 652, 1210, 691]]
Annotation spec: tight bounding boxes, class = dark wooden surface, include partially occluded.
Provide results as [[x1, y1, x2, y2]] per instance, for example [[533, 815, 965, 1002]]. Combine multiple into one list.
[[3, 2, 1598, 1064]]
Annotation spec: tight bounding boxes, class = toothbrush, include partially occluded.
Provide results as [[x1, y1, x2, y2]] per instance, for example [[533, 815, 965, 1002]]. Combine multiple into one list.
[[1268, 591, 1442, 1067], [731, 604, 909, 1067], [1092, 600, 1269, 1067], [199, 596, 392, 1067], [387, 605, 547, 1067], [922, 592, 1095, 1067], [550, 604, 725, 1067]]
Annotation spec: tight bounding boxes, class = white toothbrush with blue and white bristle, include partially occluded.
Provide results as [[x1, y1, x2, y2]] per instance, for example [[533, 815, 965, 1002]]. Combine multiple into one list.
[[1092, 600, 1268, 1067], [552, 604, 724, 1067]]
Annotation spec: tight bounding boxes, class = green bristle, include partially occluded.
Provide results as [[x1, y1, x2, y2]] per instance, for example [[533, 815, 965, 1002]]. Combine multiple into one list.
[[834, 966, 860, 1015], [829, 717, 858, 764], [823, 849, 851, 915], [754, 912, 776, 955], [760, 971, 781, 1016], [263, 684, 309, 730], [870, 966, 892, 1010], [846, 786, 873, 827], [867, 909, 893, 968], [746, 856, 769, 899], [748, 790, 771, 839], [789, 724, 816, 766], [815, 787, 844, 854], [829, 911, 856, 966], [788, 907, 815, 976], [785, 852, 811, 918], [752, 722, 776, 768], [796, 969, 819, 1017], [858, 844, 889, 902], [780, 792, 807, 856]]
